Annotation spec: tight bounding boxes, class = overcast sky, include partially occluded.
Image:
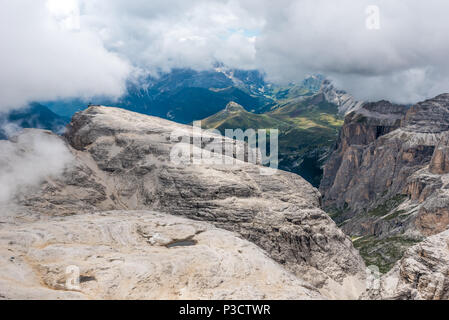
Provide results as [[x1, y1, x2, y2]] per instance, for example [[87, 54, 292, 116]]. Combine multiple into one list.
[[2, 0, 449, 112]]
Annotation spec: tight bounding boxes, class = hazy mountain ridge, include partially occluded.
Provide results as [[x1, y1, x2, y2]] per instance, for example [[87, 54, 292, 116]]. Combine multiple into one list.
[[43, 68, 276, 121], [35, 69, 357, 186], [201, 94, 343, 186], [199, 74, 354, 187]]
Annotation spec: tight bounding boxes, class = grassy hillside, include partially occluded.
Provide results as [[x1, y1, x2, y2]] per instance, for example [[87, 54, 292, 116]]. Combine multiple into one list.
[[201, 94, 343, 186]]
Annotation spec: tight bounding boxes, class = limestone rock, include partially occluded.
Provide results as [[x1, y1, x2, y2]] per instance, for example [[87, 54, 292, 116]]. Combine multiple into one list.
[[402, 94, 449, 133], [320, 94, 449, 273], [65, 107, 366, 296], [364, 229, 449, 300], [0, 211, 323, 300], [320, 100, 408, 212], [320, 79, 364, 115], [224, 101, 245, 112]]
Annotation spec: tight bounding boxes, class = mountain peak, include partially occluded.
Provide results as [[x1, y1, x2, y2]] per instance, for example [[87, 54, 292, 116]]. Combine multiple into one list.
[[225, 101, 245, 112]]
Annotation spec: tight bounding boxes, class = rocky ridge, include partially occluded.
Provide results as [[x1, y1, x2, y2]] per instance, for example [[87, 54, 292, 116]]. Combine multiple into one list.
[[364, 229, 449, 300], [2, 101, 449, 299], [320, 80, 364, 115], [1, 106, 366, 299]]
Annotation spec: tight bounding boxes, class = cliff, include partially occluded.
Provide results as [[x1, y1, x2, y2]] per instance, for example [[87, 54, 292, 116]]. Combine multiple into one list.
[[321, 94, 449, 273]]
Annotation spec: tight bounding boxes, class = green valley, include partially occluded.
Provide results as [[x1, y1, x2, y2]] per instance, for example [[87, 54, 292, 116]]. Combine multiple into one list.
[[201, 93, 343, 187]]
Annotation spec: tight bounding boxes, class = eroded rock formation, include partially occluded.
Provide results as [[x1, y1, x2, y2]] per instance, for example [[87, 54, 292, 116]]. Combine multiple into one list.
[[0, 211, 323, 300]]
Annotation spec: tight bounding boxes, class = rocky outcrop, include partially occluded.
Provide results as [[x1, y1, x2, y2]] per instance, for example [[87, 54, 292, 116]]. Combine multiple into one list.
[[224, 101, 246, 112], [321, 94, 449, 273], [1, 106, 367, 299], [429, 133, 449, 174], [320, 100, 408, 210], [364, 229, 449, 300], [401, 94, 449, 133], [320, 79, 364, 115], [65, 106, 366, 296], [0, 210, 323, 300], [416, 207, 449, 236]]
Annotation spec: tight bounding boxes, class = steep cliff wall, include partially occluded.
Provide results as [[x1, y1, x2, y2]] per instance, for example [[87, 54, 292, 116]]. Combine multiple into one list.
[[364, 229, 449, 300], [321, 94, 449, 272]]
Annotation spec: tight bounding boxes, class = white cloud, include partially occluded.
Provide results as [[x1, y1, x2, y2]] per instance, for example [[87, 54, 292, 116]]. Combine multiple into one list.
[[252, 0, 449, 102], [0, 0, 131, 112], [2, 0, 449, 109], [0, 130, 73, 204], [46, 0, 81, 30]]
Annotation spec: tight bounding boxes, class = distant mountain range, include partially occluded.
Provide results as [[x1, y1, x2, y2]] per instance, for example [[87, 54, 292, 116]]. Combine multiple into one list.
[[7, 67, 361, 186], [43, 68, 348, 122], [0, 103, 69, 140]]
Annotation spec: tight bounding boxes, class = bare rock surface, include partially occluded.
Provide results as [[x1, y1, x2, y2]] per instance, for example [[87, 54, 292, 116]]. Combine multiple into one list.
[[321, 94, 449, 274], [364, 229, 449, 300], [320, 79, 364, 115], [0, 210, 323, 300], [1, 106, 367, 299], [429, 133, 449, 174]]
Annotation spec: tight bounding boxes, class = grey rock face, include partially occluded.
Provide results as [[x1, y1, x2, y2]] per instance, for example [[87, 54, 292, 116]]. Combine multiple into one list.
[[320, 101, 408, 211], [320, 94, 449, 274], [364, 229, 449, 300], [429, 133, 449, 174], [5, 106, 366, 299], [224, 101, 246, 112]]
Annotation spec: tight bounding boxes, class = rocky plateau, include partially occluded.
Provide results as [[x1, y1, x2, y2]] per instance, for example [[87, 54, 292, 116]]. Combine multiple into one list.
[[1, 106, 365, 299]]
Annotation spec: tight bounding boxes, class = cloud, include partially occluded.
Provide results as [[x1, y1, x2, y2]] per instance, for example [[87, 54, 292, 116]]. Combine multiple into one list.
[[0, 0, 131, 113], [3, 0, 449, 109], [252, 0, 449, 103], [77, 0, 262, 75], [0, 130, 73, 204], [71, 0, 449, 103]]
